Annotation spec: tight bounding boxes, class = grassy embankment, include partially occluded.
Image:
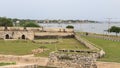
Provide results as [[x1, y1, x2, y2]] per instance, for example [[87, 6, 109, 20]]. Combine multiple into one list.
[[81, 35, 120, 62], [0, 38, 87, 57]]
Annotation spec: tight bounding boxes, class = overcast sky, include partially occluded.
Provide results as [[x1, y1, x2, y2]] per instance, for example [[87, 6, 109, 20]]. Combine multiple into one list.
[[0, 0, 120, 21]]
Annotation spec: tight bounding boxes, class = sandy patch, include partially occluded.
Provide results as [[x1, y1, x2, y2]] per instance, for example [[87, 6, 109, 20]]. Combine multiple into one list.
[[97, 62, 120, 68]]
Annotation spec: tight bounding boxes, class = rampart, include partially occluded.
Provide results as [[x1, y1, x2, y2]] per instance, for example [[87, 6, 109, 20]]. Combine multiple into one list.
[[0, 27, 74, 40], [0, 27, 74, 33]]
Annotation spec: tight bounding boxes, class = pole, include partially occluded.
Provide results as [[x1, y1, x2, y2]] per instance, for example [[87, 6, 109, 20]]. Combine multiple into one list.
[[106, 18, 112, 34]]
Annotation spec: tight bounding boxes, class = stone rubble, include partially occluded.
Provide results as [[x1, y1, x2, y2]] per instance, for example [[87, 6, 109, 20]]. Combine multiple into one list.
[[47, 52, 98, 68]]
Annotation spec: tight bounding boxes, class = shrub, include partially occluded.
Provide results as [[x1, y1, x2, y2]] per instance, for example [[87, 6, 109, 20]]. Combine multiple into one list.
[[24, 22, 40, 27], [66, 25, 74, 29]]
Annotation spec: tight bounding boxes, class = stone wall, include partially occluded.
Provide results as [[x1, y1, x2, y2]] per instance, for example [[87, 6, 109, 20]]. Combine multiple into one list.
[[34, 32, 74, 39], [75, 35, 99, 50], [46, 33, 105, 68], [74, 34, 105, 58], [41, 27, 74, 33], [0, 27, 74, 40], [0, 31, 74, 40], [0, 31, 34, 40], [47, 52, 97, 68], [0, 27, 74, 33]]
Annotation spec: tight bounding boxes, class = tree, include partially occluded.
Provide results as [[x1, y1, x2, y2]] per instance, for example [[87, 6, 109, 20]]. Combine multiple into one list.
[[24, 22, 40, 27], [0, 17, 13, 26], [66, 25, 74, 29], [108, 26, 120, 36]]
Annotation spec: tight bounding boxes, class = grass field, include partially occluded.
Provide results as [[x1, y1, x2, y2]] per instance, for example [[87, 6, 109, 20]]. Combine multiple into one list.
[[0, 38, 87, 57], [35, 38, 87, 57], [82, 36, 120, 62]]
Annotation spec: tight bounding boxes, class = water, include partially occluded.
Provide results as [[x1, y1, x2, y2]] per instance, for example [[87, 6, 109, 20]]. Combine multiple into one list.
[[39, 23, 120, 35]]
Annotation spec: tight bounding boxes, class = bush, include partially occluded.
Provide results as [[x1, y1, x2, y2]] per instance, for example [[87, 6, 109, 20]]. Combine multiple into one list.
[[24, 22, 40, 27], [66, 25, 74, 29]]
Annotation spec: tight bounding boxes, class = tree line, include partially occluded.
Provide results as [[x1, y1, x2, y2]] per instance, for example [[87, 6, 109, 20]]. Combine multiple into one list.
[[0, 17, 40, 27], [37, 20, 99, 23]]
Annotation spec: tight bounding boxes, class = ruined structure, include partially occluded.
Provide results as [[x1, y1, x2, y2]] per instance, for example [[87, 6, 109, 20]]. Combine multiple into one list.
[[0, 27, 105, 68], [0, 31, 34, 40], [46, 34, 105, 68], [0, 27, 74, 40], [47, 52, 98, 68]]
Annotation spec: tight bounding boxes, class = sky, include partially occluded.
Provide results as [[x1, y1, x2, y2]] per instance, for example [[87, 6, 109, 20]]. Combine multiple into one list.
[[0, 0, 120, 21]]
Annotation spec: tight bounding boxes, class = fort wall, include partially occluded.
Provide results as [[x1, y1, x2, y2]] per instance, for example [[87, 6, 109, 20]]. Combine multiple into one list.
[[0, 27, 74, 33], [0, 27, 74, 40], [0, 31, 34, 40]]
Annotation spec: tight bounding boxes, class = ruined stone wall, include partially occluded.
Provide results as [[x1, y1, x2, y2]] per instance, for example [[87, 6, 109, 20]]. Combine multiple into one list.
[[75, 35, 99, 50], [34, 32, 74, 39], [0, 31, 13, 39], [47, 52, 97, 68], [43, 27, 74, 33], [74, 34, 105, 58], [0, 27, 74, 40], [0, 31, 34, 40], [0, 27, 74, 33], [13, 31, 34, 40]]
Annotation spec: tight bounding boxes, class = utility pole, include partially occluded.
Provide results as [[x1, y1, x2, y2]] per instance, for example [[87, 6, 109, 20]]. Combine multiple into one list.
[[105, 18, 112, 34]]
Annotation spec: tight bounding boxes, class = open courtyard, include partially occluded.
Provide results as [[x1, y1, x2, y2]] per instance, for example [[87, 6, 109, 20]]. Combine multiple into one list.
[[0, 38, 87, 57]]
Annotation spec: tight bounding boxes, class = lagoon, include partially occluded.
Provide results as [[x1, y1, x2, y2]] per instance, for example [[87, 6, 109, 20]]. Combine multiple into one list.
[[39, 23, 120, 35]]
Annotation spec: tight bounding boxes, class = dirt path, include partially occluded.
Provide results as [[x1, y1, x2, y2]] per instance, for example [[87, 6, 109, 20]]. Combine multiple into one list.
[[0, 54, 49, 66], [97, 62, 120, 68], [1, 54, 120, 68]]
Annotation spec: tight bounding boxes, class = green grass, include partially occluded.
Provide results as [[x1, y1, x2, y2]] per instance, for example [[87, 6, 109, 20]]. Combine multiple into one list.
[[35, 38, 87, 57], [82, 36, 120, 62], [0, 38, 87, 57], [0, 62, 16, 66], [0, 40, 41, 55]]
